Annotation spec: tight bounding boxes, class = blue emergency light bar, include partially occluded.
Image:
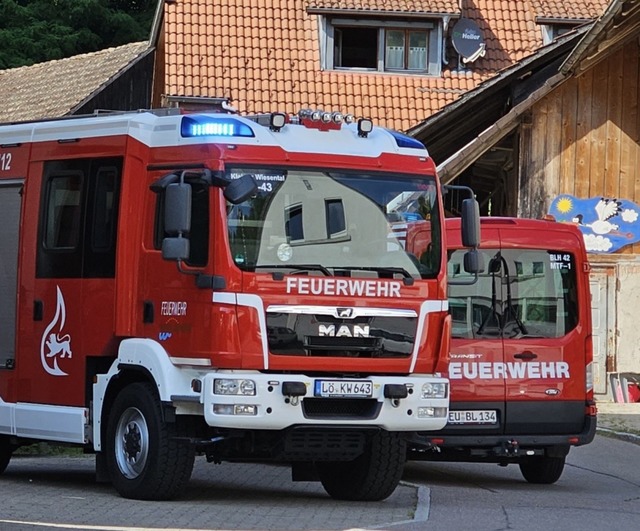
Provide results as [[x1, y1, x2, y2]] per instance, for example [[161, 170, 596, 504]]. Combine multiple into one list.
[[386, 129, 425, 150], [181, 116, 255, 138]]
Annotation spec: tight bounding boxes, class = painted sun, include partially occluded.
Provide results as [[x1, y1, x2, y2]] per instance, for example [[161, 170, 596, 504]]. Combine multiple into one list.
[[556, 196, 573, 214]]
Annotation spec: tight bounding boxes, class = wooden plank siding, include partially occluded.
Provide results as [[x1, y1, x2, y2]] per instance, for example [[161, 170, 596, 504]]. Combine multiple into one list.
[[519, 41, 640, 253]]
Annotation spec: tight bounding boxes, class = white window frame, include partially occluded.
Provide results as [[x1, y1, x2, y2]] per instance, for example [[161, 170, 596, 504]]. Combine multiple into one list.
[[319, 17, 442, 76]]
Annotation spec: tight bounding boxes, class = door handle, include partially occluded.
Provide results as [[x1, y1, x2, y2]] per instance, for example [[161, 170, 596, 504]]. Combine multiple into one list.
[[514, 351, 537, 360]]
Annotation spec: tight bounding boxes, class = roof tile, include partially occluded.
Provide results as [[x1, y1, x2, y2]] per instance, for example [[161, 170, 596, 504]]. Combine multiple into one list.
[[163, 0, 607, 132], [305, 1, 461, 14]]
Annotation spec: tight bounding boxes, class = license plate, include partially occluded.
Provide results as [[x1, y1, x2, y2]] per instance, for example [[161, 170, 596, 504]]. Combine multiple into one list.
[[448, 409, 497, 425], [314, 380, 373, 398]]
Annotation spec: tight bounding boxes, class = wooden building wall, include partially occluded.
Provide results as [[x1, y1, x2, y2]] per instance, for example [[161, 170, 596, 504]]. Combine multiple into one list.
[[518, 39, 640, 255]]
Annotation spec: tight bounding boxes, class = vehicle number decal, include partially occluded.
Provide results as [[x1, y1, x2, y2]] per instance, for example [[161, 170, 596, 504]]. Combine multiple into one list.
[[0, 152, 11, 171]]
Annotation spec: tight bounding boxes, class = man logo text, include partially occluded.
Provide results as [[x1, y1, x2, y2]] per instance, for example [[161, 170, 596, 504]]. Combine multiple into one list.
[[319, 325, 371, 337]]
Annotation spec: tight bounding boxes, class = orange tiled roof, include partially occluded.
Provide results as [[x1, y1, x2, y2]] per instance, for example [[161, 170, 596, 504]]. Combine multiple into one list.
[[305, 1, 461, 14], [163, 0, 608, 132], [531, 0, 609, 20]]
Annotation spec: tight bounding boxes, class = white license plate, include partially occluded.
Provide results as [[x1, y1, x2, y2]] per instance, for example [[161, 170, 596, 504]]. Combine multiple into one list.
[[448, 409, 497, 425], [314, 380, 373, 398]]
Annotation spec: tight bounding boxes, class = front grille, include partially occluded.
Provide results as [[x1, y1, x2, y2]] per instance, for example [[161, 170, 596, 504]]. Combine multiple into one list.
[[302, 398, 381, 420], [284, 429, 366, 460], [304, 336, 382, 350]]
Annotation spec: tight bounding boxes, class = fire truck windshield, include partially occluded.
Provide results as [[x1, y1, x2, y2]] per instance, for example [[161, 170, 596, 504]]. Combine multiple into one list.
[[226, 167, 441, 280]]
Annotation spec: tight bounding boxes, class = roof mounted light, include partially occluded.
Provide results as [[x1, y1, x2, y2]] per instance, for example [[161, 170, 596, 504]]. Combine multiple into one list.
[[344, 114, 355, 124], [357, 118, 373, 138], [181, 116, 255, 138], [270, 112, 287, 132], [331, 112, 344, 124], [298, 108, 312, 121], [321, 112, 332, 123], [311, 110, 322, 122]]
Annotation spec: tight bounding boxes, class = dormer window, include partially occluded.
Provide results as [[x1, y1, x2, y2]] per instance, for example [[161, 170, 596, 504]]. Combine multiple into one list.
[[319, 17, 442, 75], [539, 20, 587, 45]]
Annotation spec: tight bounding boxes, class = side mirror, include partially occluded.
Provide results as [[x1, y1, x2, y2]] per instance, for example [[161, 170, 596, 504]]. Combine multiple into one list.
[[165, 183, 192, 234], [224, 174, 258, 204], [464, 249, 484, 274], [162, 182, 191, 262], [162, 237, 190, 261], [461, 198, 480, 248]]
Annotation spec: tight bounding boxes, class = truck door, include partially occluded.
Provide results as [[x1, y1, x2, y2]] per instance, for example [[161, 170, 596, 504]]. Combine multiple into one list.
[[498, 226, 586, 435], [18, 157, 122, 407], [447, 225, 506, 434]]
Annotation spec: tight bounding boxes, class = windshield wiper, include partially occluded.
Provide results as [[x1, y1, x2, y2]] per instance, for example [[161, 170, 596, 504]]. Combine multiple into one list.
[[337, 266, 414, 284], [254, 264, 332, 278]]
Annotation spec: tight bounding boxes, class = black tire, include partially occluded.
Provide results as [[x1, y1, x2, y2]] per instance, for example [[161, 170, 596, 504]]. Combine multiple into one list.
[[0, 435, 12, 474], [105, 382, 195, 500], [318, 431, 406, 501], [519, 455, 565, 484]]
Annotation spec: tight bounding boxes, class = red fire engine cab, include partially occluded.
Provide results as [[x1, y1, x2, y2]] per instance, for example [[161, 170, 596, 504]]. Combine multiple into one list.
[[0, 108, 479, 501]]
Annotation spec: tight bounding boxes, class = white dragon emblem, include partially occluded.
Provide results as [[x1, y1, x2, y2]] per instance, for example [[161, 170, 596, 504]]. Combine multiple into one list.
[[40, 286, 73, 376]]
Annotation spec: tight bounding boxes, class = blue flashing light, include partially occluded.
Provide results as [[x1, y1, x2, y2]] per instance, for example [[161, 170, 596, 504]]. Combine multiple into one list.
[[386, 129, 426, 150], [181, 116, 255, 138]]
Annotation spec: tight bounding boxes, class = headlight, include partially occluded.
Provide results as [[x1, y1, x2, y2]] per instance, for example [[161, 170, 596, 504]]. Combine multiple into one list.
[[214, 378, 256, 396], [421, 382, 448, 399]]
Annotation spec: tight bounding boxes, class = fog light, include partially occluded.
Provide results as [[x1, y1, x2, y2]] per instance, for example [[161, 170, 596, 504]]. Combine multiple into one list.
[[214, 378, 256, 396], [213, 404, 234, 415], [234, 404, 257, 415], [421, 382, 447, 399], [417, 407, 448, 418], [213, 404, 258, 415]]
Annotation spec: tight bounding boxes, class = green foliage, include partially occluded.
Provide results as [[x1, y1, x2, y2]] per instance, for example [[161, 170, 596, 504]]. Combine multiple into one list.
[[0, 0, 156, 69]]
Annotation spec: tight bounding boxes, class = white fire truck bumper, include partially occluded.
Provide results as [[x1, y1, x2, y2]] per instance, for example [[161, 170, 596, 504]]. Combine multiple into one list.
[[201, 372, 449, 431]]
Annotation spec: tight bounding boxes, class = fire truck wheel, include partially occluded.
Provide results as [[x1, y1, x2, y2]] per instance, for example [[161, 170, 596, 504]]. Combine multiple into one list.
[[105, 382, 195, 500], [317, 431, 406, 501], [0, 435, 12, 474], [519, 455, 565, 484]]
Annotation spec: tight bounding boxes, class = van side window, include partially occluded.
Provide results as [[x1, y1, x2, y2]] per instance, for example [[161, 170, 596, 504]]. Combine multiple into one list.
[[37, 157, 122, 279]]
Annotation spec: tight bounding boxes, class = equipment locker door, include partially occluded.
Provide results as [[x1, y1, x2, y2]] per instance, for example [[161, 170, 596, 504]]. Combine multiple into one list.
[[0, 181, 22, 370]]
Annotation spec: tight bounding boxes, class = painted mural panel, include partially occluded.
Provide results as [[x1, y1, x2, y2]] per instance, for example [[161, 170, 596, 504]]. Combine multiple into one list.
[[549, 195, 640, 253]]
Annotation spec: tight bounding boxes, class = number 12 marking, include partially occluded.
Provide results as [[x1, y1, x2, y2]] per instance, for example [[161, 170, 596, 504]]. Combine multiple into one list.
[[0, 152, 11, 171]]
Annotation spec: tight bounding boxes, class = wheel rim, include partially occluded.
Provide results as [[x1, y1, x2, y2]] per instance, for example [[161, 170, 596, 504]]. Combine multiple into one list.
[[114, 406, 149, 479]]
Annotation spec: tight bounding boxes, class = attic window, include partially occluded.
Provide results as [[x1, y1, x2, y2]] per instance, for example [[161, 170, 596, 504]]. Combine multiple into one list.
[[320, 17, 441, 75], [540, 22, 582, 45]]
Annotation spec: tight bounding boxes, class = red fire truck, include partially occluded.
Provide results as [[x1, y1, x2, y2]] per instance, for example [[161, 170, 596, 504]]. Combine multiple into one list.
[[410, 217, 596, 483], [0, 108, 479, 501]]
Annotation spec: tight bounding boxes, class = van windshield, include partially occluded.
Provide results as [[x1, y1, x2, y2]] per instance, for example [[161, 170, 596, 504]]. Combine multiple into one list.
[[226, 167, 441, 280], [448, 249, 578, 339]]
